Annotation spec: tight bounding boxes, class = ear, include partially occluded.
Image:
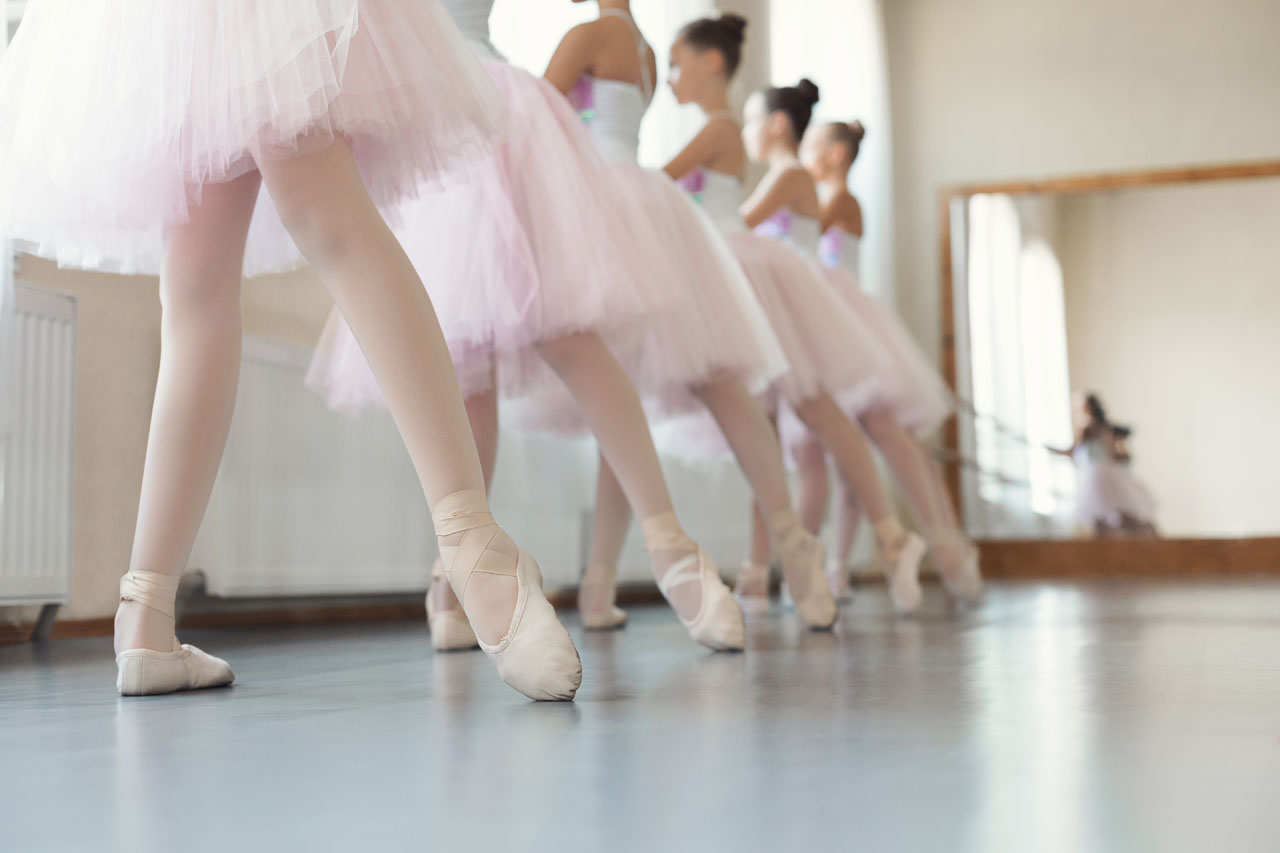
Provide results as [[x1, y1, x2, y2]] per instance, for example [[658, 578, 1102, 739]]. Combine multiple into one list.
[[702, 48, 725, 78], [767, 111, 790, 139]]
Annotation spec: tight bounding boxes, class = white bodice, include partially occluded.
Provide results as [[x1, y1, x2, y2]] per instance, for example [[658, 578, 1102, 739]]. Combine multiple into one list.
[[571, 77, 647, 165], [441, 0, 501, 61], [755, 209, 821, 260], [819, 227, 861, 277], [678, 168, 744, 235]]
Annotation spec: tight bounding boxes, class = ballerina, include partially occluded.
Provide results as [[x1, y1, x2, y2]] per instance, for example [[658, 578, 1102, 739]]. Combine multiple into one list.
[[536, 1, 836, 631], [797, 119, 982, 604], [0, 0, 581, 700], [307, 0, 747, 653]]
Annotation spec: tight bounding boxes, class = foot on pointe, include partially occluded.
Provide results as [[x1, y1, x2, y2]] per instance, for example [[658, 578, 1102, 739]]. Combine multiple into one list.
[[434, 490, 582, 701], [644, 512, 746, 652], [771, 510, 837, 630], [426, 558, 480, 652]]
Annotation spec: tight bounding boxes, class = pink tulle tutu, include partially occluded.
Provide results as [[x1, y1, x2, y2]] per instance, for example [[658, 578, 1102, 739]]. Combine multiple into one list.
[[504, 165, 790, 434], [655, 232, 889, 463], [0, 0, 499, 276], [308, 59, 678, 413], [822, 267, 954, 434]]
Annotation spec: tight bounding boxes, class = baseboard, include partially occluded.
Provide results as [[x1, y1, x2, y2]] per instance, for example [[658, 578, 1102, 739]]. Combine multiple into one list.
[[975, 537, 1280, 578], [13, 538, 1277, 643]]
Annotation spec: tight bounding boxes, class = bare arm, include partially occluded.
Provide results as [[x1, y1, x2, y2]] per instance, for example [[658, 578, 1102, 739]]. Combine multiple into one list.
[[662, 121, 735, 180], [740, 168, 801, 229], [543, 23, 598, 96]]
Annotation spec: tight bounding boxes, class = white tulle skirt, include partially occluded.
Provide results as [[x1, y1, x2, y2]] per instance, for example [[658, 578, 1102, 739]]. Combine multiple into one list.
[[0, 0, 500, 276]]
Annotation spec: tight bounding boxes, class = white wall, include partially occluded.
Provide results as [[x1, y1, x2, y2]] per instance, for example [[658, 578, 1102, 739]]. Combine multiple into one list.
[[884, 0, 1280, 366], [1057, 178, 1280, 537]]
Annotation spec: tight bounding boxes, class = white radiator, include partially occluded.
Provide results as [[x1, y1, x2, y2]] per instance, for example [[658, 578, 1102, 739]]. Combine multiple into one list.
[[0, 285, 76, 606]]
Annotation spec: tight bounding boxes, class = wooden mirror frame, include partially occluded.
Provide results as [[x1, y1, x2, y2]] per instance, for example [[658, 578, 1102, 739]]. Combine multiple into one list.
[[936, 159, 1280, 577]]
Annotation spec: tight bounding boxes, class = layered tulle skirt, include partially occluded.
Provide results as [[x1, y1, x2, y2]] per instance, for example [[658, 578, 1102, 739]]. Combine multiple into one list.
[[307, 60, 676, 410], [656, 233, 889, 462], [1075, 461, 1141, 526], [503, 165, 790, 433], [0, 0, 499, 276], [822, 267, 954, 434]]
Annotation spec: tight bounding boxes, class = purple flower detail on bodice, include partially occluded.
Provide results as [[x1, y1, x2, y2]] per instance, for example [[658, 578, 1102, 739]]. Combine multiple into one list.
[[819, 227, 843, 268], [678, 168, 707, 203], [753, 209, 792, 240], [569, 76, 596, 123]]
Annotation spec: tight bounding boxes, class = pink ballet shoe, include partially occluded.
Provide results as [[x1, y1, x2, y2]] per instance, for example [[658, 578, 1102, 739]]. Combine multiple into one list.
[[826, 561, 854, 603], [115, 572, 233, 696], [434, 491, 582, 701], [426, 558, 479, 652], [733, 561, 771, 613], [579, 562, 628, 631], [644, 513, 746, 651], [881, 532, 926, 616], [771, 512, 837, 630], [939, 538, 984, 606]]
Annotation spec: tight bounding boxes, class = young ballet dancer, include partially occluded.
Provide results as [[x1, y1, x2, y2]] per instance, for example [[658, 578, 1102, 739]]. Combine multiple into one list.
[[1109, 425, 1159, 536], [308, 0, 749, 653], [652, 16, 928, 615], [539, 1, 838, 631], [0, 1, 583, 700], [1054, 393, 1154, 538], [797, 120, 983, 604]]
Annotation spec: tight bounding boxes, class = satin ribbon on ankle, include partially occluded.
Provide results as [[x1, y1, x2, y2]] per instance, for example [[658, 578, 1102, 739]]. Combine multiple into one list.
[[431, 489, 514, 602], [119, 571, 180, 619]]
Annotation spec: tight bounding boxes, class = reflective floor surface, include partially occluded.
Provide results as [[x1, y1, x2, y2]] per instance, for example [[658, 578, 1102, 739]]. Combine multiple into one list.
[[3, 579, 1278, 853]]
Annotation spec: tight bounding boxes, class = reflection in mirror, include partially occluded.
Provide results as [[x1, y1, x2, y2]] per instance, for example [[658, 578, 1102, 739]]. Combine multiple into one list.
[[948, 168, 1280, 541]]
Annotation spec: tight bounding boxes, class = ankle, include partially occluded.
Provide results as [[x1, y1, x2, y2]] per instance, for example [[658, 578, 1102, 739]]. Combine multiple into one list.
[[873, 517, 907, 552], [640, 511, 696, 577]]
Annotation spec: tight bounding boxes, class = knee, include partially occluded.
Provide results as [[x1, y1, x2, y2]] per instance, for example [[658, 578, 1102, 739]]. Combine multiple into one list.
[[272, 192, 356, 272], [535, 331, 597, 369]]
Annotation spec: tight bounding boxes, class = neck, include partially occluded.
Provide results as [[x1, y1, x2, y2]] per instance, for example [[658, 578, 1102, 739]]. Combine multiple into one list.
[[697, 86, 732, 117], [767, 145, 800, 169], [816, 173, 849, 198], [598, 0, 631, 14]]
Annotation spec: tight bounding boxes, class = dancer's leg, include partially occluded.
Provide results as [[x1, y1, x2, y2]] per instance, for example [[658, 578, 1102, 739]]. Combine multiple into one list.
[[693, 378, 828, 614], [793, 393, 925, 612], [859, 408, 948, 530], [535, 332, 726, 627], [116, 171, 261, 656], [589, 454, 632, 570], [792, 437, 830, 535], [834, 487, 863, 568], [258, 140, 513, 643], [580, 453, 631, 628], [429, 381, 500, 621]]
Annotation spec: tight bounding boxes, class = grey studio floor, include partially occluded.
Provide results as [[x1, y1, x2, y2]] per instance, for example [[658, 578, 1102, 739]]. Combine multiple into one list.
[[3, 580, 1279, 853]]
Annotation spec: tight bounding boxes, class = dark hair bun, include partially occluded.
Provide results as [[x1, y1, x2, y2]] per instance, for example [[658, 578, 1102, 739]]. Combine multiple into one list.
[[679, 14, 749, 77], [848, 120, 867, 143], [796, 78, 820, 106], [719, 13, 748, 42]]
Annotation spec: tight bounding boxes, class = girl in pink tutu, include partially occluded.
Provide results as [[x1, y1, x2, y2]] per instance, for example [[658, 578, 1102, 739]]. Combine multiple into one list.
[[797, 120, 983, 605], [0, 0, 582, 700], [307, 0, 748, 653], [537, 2, 836, 631], [647, 16, 929, 616]]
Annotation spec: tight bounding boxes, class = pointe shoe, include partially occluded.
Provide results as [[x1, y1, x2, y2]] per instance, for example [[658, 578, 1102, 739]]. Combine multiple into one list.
[[939, 539, 984, 606], [578, 562, 628, 631], [826, 561, 854, 603], [881, 531, 926, 616], [733, 561, 771, 613], [116, 572, 233, 696], [771, 512, 837, 630], [434, 490, 582, 701], [644, 513, 746, 652], [426, 558, 479, 652]]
